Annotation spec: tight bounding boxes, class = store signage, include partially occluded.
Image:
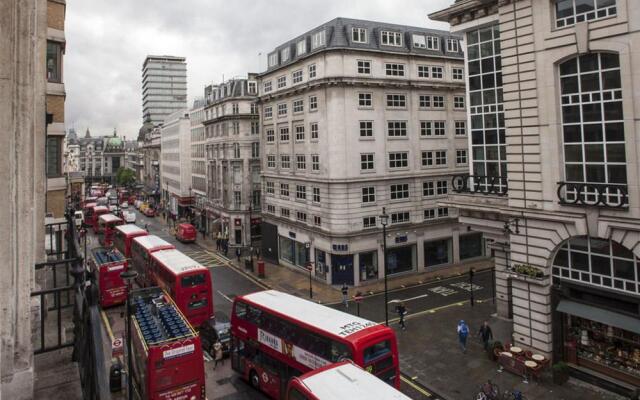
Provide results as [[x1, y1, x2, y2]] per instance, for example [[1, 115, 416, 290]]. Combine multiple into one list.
[[234, 218, 242, 226], [395, 235, 408, 244], [258, 329, 330, 370], [162, 344, 195, 360], [332, 244, 349, 252]]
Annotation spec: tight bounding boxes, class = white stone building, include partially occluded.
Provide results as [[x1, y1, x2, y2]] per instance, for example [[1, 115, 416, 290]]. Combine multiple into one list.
[[142, 55, 187, 127], [203, 77, 261, 246], [160, 109, 192, 217], [431, 0, 640, 393], [190, 100, 207, 228], [258, 18, 484, 286]]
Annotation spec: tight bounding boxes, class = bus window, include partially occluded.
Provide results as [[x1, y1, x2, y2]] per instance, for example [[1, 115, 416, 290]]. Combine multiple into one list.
[[363, 340, 391, 363], [247, 306, 262, 325], [181, 273, 206, 287], [288, 388, 309, 400], [234, 301, 248, 319], [331, 340, 352, 362]]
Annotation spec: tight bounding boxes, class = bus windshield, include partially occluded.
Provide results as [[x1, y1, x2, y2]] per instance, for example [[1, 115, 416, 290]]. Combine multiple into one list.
[[363, 340, 391, 363], [181, 273, 206, 287]]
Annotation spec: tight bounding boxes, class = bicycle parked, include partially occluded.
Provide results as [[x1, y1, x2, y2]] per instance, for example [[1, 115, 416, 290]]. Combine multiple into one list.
[[475, 380, 500, 400]]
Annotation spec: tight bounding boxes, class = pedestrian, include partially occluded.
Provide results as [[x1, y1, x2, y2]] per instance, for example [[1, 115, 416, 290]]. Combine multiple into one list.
[[213, 341, 223, 369], [477, 320, 494, 352], [144, 223, 149, 232], [236, 247, 241, 262], [341, 284, 349, 308], [201, 228, 205, 240], [396, 302, 407, 330], [223, 242, 229, 257], [457, 320, 470, 353]]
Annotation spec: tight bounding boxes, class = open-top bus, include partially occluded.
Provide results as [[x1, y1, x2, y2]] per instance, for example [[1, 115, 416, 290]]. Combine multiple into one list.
[[89, 247, 128, 308], [286, 360, 410, 400], [130, 287, 205, 400], [113, 224, 148, 258], [130, 235, 175, 287], [230, 290, 400, 399], [98, 213, 123, 245], [148, 249, 214, 328]]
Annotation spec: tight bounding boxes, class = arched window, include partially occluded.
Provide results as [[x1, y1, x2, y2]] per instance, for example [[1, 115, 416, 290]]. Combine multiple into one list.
[[559, 53, 627, 206], [553, 236, 639, 295]]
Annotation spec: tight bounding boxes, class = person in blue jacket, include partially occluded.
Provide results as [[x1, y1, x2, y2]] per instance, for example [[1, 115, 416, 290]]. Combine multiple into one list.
[[457, 320, 470, 353]]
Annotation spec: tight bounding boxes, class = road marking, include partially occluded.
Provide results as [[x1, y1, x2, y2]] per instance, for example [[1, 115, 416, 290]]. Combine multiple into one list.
[[384, 297, 492, 324], [400, 375, 432, 397], [101, 310, 115, 342], [396, 293, 429, 302], [217, 290, 232, 303]]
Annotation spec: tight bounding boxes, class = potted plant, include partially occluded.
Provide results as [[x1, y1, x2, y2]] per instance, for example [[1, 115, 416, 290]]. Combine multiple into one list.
[[512, 264, 545, 279], [552, 361, 570, 385]]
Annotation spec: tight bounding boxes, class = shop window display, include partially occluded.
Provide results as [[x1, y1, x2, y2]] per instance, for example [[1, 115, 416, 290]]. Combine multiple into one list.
[[386, 245, 415, 275], [359, 251, 378, 281], [424, 238, 452, 267]]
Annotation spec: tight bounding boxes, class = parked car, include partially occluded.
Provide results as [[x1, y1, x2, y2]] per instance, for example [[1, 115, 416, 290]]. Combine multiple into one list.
[[199, 318, 231, 357], [143, 207, 155, 217], [175, 223, 197, 243], [121, 210, 136, 223], [134, 200, 142, 209], [139, 203, 149, 213]]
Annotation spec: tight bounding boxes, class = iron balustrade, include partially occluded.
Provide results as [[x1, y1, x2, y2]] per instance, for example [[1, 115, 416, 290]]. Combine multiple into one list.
[[451, 174, 509, 196], [556, 182, 628, 208]]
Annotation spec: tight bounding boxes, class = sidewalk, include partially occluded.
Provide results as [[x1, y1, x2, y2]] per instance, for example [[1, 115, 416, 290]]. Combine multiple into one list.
[[194, 232, 493, 305]]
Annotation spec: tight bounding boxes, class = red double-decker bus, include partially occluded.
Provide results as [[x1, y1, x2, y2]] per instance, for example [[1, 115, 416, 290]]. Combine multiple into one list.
[[148, 249, 214, 328], [90, 205, 110, 232], [89, 247, 128, 308], [130, 235, 175, 287], [113, 224, 148, 257], [98, 213, 123, 245], [286, 360, 410, 400], [130, 287, 205, 400], [230, 290, 400, 399]]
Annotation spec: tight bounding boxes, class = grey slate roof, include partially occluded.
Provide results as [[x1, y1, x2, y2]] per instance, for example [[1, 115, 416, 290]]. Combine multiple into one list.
[[263, 17, 463, 74], [204, 79, 253, 106]]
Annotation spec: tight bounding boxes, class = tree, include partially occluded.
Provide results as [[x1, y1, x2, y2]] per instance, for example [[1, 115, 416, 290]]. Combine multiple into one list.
[[116, 167, 136, 188]]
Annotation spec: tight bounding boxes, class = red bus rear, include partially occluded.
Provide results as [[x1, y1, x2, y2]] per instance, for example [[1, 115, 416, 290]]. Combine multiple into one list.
[[230, 290, 400, 399], [113, 224, 148, 258], [83, 202, 97, 227], [89, 247, 127, 308], [91, 206, 110, 233], [130, 235, 175, 287], [148, 249, 214, 328], [130, 287, 205, 400], [98, 214, 123, 246]]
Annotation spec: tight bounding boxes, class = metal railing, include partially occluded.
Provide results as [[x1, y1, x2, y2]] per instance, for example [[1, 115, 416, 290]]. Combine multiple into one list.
[[451, 174, 509, 196], [557, 181, 628, 208]]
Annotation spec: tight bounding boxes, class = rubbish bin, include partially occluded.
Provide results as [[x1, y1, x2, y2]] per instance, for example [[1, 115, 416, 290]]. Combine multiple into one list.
[[109, 361, 123, 392], [257, 261, 265, 278]]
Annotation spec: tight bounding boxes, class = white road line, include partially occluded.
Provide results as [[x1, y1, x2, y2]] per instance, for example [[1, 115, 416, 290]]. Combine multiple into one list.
[[398, 293, 429, 302], [217, 290, 232, 303]]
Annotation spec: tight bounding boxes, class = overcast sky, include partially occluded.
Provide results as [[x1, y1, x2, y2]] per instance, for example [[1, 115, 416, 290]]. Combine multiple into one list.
[[65, 0, 452, 139]]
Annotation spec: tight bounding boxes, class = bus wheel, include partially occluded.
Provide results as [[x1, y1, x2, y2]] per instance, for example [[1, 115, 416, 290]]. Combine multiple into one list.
[[249, 371, 260, 390]]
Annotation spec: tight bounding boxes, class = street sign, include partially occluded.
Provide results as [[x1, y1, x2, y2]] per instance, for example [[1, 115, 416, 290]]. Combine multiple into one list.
[[111, 337, 123, 358]]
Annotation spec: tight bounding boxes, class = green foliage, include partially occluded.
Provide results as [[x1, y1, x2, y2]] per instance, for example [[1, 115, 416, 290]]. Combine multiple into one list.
[[115, 167, 136, 187], [512, 263, 545, 278]]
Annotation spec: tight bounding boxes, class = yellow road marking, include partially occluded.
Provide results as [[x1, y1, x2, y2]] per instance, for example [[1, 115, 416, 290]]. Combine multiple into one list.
[[400, 375, 432, 397], [101, 310, 115, 342], [384, 297, 492, 324]]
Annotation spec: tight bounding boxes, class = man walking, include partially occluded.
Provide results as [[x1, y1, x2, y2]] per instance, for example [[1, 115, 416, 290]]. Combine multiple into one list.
[[396, 302, 407, 330], [236, 247, 241, 262], [457, 320, 469, 353], [341, 284, 349, 308], [478, 320, 494, 352]]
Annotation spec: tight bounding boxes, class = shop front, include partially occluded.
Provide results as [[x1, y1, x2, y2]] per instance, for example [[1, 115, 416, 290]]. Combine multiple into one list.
[[385, 244, 416, 276], [278, 235, 309, 268], [359, 250, 378, 282], [424, 237, 452, 268]]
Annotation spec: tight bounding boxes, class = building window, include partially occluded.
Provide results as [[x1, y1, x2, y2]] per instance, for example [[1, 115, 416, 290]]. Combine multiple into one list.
[[422, 150, 447, 167], [313, 216, 321, 226], [418, 65, 430, 78], [446, 38, 459, 53], [389, 152, 408, 169], [361, 153, 375, 171], [424, 209, 436, 220], [431, 66, 444, 79], [251, 121, 260, 135], [420, 121, 445, 137], [277, 103, 287, 117], [560, 52, 626, 205], [267, 155, 276, 168], [352, 27, 367, 43], [294, 125, 305, 141], [363, 216, 376, 229], [391, 212, 410, 224], [385, 63, 405, 76], [46, 136, 62, 177], [386, 94, 406, 108], [556, 0, 617, 28], [467, 25, 507, 191], [264, 106, 273, 119], [296, 185, 306, 200], [266, 181, 274, 194], [381, 31, 402, 46], [277, 75, 287, 89], [232, 103, 239, 114], [426, 36, 440, 50], [266, 128, 275, 142], [423, 181, 434, 197], [412, 34, 426, 48], [308, 64, 317, 78], [456, 149, 468, 165], [296, 154, 306, 170], [358, 93, 372, 107], [293, 99, 304, 113], [437, 207, 449, 218], [390, 184, 409, 200], [252, 142, 260, 158], [280, 47, 290, 62], [455, 121, 466, 136], [310, 123, 319, 140], [358, 60, 371, 74], [309, 96, 318, 111], [296, 211, 307, 222], [280, 183, 289, 197], [233, 191, 241, 208], [362, 187, 376, 203], [233, 143, 240, 158], [387, 121, 407, 137], [292, 70, 303, 84], [311, 154, 319, 171], [281, 154, 291, 169], [312, 187, 320, 203], [432, 95, 444, 108], [359, 121, 373, 138], [268, 53, 278, 67], [452, 67, 464, 80], [454, 96, 465, 109], [46, 41, 62, 83], [436, 180, 448, 195], [263, 81, 272, 93], [280, 127, 290, 142], [281, 208, 290, 218], [311, 30, 326, 49], [233, 121, 240, 135], [419, 95, 431, 108], [297, 40, 307, 56], [266, 204, 276, 213]]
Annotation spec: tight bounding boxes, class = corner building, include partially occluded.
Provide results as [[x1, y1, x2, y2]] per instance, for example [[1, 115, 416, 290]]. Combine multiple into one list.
[[258, 18, 484, 286], [431, 0, 640, 392]]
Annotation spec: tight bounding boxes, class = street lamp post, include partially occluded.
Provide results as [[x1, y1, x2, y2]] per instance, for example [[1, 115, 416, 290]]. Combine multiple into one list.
[[469, 267, 475, 307], [120, 270, 138, 400], [379, 207, 389, 326], [305, 242, 312, 299], [248, 203, 253, 271]]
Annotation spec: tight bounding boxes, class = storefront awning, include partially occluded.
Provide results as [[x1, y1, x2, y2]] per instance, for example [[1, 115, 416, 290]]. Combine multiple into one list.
[[557, 300, 640, 334]]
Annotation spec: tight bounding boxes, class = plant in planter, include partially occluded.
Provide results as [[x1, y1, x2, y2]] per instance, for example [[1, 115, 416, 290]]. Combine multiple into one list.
[[490, 340, 503, 361], [512, 263, 545, 279], [552, 361, 570, 385]]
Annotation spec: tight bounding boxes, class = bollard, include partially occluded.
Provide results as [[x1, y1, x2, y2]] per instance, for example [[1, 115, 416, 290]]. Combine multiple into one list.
[[109, 361, 123, 392]]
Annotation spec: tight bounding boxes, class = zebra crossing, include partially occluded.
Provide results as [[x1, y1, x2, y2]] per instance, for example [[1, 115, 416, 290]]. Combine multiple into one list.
[[182, 249, 229, 268]]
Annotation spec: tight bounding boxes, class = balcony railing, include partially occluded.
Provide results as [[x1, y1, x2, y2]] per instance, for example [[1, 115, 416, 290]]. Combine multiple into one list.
[[557, 182, 628, 208], [452, 174, 508, 196]]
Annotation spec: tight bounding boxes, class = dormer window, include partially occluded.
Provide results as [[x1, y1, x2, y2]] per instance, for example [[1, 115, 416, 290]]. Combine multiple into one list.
[[248, 81, 257, 95], [297, 40, 306, 56], [311, 30, 326, 49], [352, 27, 367, 43], [412, 34, 426, 48], [281, 47, 290, 63], [268, 53, 278, 67], [381, 31, 402, 46], [426, 36, 440, 50], [447, 38, 459, 53]]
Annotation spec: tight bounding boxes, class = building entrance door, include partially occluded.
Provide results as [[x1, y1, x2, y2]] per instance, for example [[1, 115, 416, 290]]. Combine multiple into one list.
[[235, 229, 242, 245], [331, 254, 354, 285]]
